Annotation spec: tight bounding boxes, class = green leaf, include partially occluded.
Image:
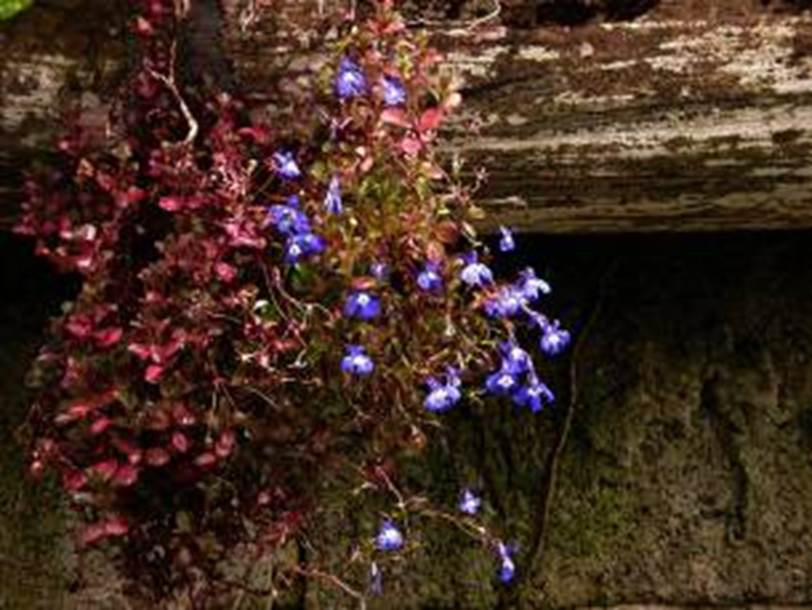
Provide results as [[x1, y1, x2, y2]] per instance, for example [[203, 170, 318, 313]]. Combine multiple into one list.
[[0, 0, 33, 20]]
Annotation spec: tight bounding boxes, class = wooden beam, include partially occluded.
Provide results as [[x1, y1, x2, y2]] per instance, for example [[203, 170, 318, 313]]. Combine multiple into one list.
[[4, 1, 812, 233]]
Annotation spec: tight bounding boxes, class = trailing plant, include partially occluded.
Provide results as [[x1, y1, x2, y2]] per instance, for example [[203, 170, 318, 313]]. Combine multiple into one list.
[[15, 0, 571, 605]]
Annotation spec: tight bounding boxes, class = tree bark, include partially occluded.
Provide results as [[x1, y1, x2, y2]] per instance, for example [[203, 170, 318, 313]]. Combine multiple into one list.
[[4, 1, 812, 232]]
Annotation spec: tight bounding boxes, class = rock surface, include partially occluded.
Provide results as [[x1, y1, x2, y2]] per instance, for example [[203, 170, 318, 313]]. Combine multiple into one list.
[[3, 231, 810, 608]]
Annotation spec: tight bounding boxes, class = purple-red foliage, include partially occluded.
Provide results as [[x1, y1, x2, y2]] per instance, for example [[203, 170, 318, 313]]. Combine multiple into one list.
[[15, 0, 566, 603]]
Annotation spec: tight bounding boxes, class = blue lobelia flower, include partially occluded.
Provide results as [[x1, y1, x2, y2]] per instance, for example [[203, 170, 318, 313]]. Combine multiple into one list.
[[381, 75, 406, 106], [460, 252, 494, 287], [335, 57, 367, 100], [484, 287, 525, 319], [341, 345, 374, 376], [539, 320, 571, 356], [273, 150, 302, 180], [497, 542, 516, 584], [285, 232, 325, 264], [517, 267, 551, 303], [499, 340, 533, 375], [459, 489, 482, 515], [375, 520, 404, 551], [424, 368, 462, 413], [513, 375, 555, 412], [486, 368, 518, 396], [499, 226, 515, 253], [344, 291, 381, 321], [324, 175, 343, 214], [417, 262, 443, 293], [267, 200, 311, 236]]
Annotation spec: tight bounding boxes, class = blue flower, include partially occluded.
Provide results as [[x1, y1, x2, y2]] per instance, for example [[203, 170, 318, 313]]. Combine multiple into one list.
[[324, 175, 342, 214], [486, 368, 518, 396], [375, 520, 404, 551], [497, 542, 516, 584], [517, 267, 551, 302], [417, 262, 443, 293], [540, 320, 570, 356], [285, 232, 325, 263], [499, 226, 515, 252], [513, 376, 555, 412], [459, 489, 482, 515], [267, 201, 311, 236], [341, 345, 374, 376], [344, 291, 381, 320], [460, 253, 493, 287], [335, 57, 367, 100], [273, 150, 302, 180], [381, 75, 406, 106], [499, 341, 533, 375], [424, 369, 462, 413], [484, 287, 524, 319]]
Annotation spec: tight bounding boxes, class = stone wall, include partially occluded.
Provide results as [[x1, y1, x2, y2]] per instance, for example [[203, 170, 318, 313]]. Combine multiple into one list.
[[1, 230, 810, 608]]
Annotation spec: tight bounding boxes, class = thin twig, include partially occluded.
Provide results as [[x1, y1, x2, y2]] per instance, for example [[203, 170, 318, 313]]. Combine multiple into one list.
[[516, 258, 619, 605], [146, 41, 199, 146], [406, 0, 501, 30], [291, 566, 366, 608]]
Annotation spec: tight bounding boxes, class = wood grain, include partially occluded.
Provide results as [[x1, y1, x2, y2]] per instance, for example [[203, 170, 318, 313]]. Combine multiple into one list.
[[3, 1, 812, 232]]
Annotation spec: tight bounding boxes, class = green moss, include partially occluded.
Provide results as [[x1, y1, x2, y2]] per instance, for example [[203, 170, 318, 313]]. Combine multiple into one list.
[[548, 480, 632, 558], [0, 334, 70, 610]]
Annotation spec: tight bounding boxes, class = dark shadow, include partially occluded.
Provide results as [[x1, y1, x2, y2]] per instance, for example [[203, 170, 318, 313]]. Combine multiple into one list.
[[502, 0, 661, 28]]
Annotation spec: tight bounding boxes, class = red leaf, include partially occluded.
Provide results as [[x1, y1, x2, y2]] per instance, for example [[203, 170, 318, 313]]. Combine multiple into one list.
[[80, 523, 107, 546], [133, 16, 154, 36], [66, 402, 90, 421], [145, 364, 164, 384], [89, 417, 113, 435], [103, 516, 129, 537], [171, 432, 190, 454], [116, 186, 146, 208], [63, 470, 87, 492], [194, 452, 217, 468], [128, 342, 151, 360], [159, 196, 184, 212], [380, 108, 410, 127], [152, 338, 183, 364], [215, 262, 237, 283], [113, 464, 140, 487], [65, 316, 92, 340], [215, 430, 236, 459], [90, 459, 118, 482], [94, 327, 123, 349], [400, 137, 423, 156], [418, 108, 444, 132], [145, 447, 171, 467]]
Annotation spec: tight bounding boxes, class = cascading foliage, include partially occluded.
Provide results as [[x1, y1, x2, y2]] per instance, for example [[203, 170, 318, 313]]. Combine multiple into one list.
[[15, 0, 570, 604]]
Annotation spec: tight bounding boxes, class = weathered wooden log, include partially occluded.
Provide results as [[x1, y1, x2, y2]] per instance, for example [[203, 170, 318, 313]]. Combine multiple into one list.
[[4, 1, 812, 232]]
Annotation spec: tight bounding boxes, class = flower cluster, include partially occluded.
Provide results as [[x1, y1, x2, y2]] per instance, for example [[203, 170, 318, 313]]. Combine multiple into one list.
[[15, 0, 571, 605]]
